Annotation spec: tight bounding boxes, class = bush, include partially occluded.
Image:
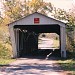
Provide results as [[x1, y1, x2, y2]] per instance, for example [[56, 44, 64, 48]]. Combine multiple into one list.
[[0, 44, 11, 59]]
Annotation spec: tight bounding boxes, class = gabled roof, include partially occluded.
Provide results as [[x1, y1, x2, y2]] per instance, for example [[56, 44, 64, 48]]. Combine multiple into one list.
[[34, 12, 66, 24], [8, 12, 66, 26]]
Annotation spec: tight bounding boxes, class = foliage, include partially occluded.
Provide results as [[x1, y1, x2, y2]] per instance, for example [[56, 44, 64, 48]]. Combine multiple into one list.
[[0, 44, 11, 59], [3, 0, 53, 22], [0, 26, 11, 44], [66, 29, 75, 58], [67, 10, 75, 26], [52, 8, 75, 26], [0, 59, 15, 65], [0, 17, 3, 25], [52, 8, 75, 56], [28, 0, 53, 13], [52, 8, 67, 20], [57, 59, 75, 74], [0, 27, 12, 59], [3, 0, 23, 21]]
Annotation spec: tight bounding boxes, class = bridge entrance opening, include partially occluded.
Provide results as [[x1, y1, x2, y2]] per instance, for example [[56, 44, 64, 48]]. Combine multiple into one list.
[[14, 25, 61, 57]]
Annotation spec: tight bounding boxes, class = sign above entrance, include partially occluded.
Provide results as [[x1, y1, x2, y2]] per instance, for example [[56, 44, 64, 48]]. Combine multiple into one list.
[[34, 18, 40, 24]]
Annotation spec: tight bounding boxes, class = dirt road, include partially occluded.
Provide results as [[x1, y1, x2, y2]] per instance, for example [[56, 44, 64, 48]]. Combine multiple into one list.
[[0, 57, 68, 75], [38, 38, 54, 49]]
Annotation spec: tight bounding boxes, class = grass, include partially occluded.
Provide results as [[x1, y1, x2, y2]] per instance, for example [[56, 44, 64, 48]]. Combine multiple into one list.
[[0, 59, 15, 66], [53, 39, 59, 48], [57, 59, 75, 74]]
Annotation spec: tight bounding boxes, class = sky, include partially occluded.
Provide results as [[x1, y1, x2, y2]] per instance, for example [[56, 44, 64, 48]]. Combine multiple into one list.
[[0, 0, 75, 13], [44, 0, 75, 11], [0, 0, 3, 11]]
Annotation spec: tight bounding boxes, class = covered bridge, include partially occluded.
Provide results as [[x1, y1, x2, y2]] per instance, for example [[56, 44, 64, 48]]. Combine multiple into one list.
[[8, 12, 66, 58]]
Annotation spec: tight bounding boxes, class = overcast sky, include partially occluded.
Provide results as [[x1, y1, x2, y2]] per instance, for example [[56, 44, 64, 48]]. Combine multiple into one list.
[[44, 0, 75, 11], [0, 0, 75, 12]]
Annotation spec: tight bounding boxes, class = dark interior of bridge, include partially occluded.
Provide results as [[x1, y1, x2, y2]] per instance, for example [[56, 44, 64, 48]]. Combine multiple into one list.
[[14, 25, 61, 58]]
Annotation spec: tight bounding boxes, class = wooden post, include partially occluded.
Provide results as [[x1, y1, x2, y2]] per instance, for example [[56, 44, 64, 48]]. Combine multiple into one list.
[[15, 28, 19, 57], [60, 26, 66, 58], [9, 26, 17, 58]]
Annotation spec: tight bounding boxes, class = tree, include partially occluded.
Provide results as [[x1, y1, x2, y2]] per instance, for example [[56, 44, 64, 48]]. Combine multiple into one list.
[[28, 0, 53, 14], [52, 8, 75, 56], [52, 8, 75, 27], [3, 0, 23, 21], [52, 8, 67, 20], [0, 12, 3, 25], [3, 0, 53, 22]]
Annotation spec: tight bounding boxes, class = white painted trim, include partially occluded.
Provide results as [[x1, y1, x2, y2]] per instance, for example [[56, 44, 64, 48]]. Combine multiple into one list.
[[9, 13, 65, 27], [9, 26, 17, 58], [15, 29, 19, 57], [60, 26, 66, 58]]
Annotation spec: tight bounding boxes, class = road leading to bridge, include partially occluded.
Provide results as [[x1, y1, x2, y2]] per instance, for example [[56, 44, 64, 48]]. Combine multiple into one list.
[[38, 38, 54, 49], [0, 57, 68, 75]]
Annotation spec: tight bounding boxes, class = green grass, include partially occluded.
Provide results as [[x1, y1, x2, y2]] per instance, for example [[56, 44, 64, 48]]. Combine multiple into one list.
[[57, 59, 75, 74], [0, 59, 15, 66], [53, 39, 59, 48]]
